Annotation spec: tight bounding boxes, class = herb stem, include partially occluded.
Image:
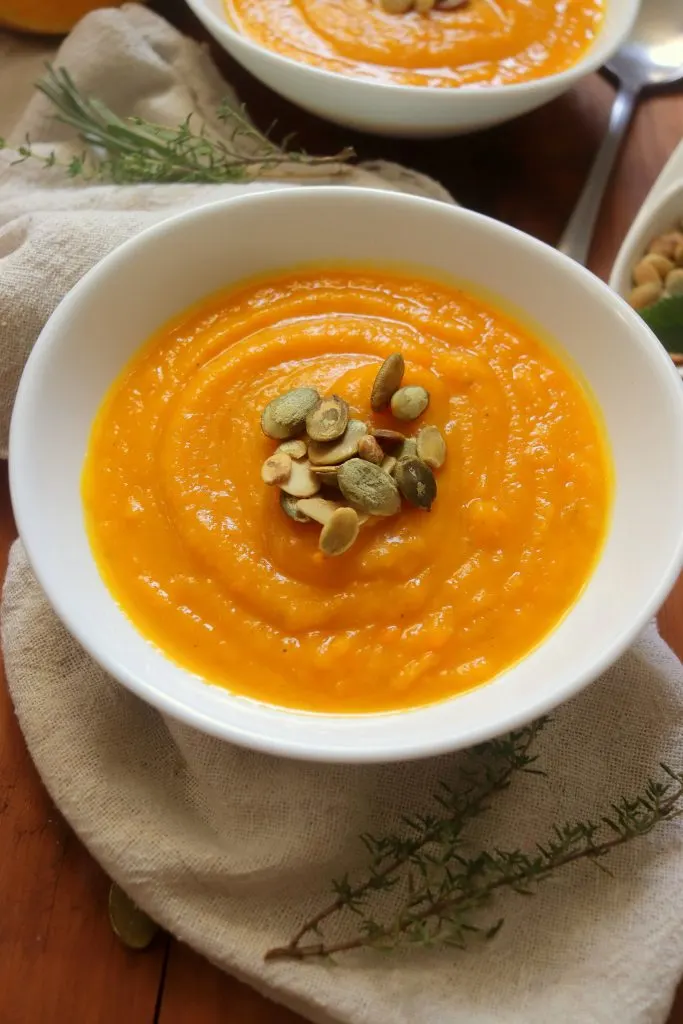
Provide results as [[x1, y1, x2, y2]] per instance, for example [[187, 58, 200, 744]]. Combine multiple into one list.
[[2, 65, 353, 185], [265, 737, 683, 964], [266, 781, 683, 962], [267, 720, 546, 959]]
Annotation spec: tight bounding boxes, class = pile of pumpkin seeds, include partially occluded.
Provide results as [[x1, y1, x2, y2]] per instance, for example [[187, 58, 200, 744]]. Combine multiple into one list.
[[629, 225, 683, 309], [260, 353, 446, 557], [380, 0, 466, 14]]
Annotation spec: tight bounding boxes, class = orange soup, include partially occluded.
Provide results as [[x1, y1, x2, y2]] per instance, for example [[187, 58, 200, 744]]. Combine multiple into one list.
[[83, 269, 610, 714], [226, 0, 605, 89]]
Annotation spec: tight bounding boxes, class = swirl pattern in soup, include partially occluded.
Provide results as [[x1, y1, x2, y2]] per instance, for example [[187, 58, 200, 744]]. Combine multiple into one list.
[[226, 0, 605, 88], [83, 269, 610, 713]]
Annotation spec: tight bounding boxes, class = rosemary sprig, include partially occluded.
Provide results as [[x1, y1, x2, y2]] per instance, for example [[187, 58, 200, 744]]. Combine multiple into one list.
[[0, 65, 352, 184], [265, 723, 683, 961]]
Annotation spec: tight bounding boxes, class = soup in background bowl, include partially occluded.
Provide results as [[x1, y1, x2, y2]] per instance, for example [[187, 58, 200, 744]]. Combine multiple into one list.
[[184, 0, 639, 136], [227, 0, 605, 89], [10, 187, 683, 762]]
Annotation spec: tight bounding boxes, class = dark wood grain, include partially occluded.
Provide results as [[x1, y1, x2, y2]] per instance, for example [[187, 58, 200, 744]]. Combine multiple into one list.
[[1, 4, 683, 1022], [0, 462, 168, 1024], [157, 945, 302, 1024]]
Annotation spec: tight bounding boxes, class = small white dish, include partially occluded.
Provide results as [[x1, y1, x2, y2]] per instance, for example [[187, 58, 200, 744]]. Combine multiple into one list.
[[610, 144, 683, 300], [184, 0, 639, 138], [10, 186, 683, 763]]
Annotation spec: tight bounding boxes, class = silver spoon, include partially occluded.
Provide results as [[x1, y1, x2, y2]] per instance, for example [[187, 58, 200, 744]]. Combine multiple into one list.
[[557, 0, 683, 266]]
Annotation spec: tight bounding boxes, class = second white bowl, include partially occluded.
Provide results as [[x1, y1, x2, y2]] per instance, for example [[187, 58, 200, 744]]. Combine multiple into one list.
[[611, 181, 683, 301], [185, 0, 639, 137]]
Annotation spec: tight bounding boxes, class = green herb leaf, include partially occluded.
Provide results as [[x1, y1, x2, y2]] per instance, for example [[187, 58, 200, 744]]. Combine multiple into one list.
[[264, 724, 683, 963], [640, 295, 683, 353]]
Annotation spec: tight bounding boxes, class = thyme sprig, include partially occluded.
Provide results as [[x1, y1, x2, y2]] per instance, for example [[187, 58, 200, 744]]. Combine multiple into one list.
[[265, 721, 683, 961], [0, 65, 352, 184]]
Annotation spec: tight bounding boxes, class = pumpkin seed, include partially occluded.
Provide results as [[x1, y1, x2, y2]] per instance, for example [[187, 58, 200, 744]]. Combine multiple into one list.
[[279, 459, 320, 498], [381, 455, 397, 476], [277, 439, 308, 459], [261, 452, 292, 486], [296, 496, 341, 525], [629, 281, 662, 309], [358, 434, 385, 465], [338, 458, 401, 517], [108, 883, 158, 950], [633, 258, 662, 287], [280, 491, 311, 522], [319, 508, 360, 556], [396, 437, 418, 461], [641, 253, 674, 279], [308, 419, 368, 466], [380, 0, 412, 12], [391, 385, 430, 421], [306, 395, 349, 442], [371, 428, 406, 450], [312, 465, 340, 487], [416, 425, 447, 470], [261, 387, 320, 440], [371, 353, 405, 412], [395, 458, 437, 510], [649, 232, 683, 260], [666, 268, 683, 296]]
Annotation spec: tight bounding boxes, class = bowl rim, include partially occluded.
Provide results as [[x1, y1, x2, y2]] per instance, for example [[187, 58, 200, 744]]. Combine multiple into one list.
[[609, 179, 683, 298], [10, 185, 683, 763], [185, 0, 639, 100]]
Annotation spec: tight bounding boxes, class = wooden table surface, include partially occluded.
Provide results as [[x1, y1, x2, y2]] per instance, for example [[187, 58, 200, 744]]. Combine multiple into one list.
[[2, 4, 683, 1021]]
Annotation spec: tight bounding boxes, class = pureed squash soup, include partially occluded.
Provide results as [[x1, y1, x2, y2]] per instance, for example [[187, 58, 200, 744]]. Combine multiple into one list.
[[83, 267, 610, 714], [225, 0, 605, 89]]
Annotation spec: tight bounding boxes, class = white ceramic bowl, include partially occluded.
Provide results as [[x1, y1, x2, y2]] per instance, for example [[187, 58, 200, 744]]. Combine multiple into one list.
[[184, 0, 639, 137], [610, 181, 683, 299], [10, 186, 683, 763]]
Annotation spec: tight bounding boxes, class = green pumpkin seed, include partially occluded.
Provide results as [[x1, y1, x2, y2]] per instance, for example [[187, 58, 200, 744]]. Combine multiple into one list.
[[358, 434, 385, 465], [308, 419, 368, 466], [296, 496, 341, 525], [380, 0, 412, 11], [305, 395, 349, 442], [319, 507, 360, 556], [108, 883, 158, 950], [371, 353, 405, 412], [371, 428, 406, 450], [279, 459, 320, 498], [416, 425, 447, 470], [396, 437, 418, 461], [261, 452, 292, 486], [277, 439, 308, 459], [391, 386, 430, 422], [338, 458, 401, 517], [261, 387, 320, 440], [311, 465, 340, 487], [280, 491, 311, 522], [395, 457, 436, 510]]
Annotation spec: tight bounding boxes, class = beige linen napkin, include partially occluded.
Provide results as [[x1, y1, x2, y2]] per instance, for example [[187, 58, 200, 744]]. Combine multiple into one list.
[[3, 7, 683, 1024]]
